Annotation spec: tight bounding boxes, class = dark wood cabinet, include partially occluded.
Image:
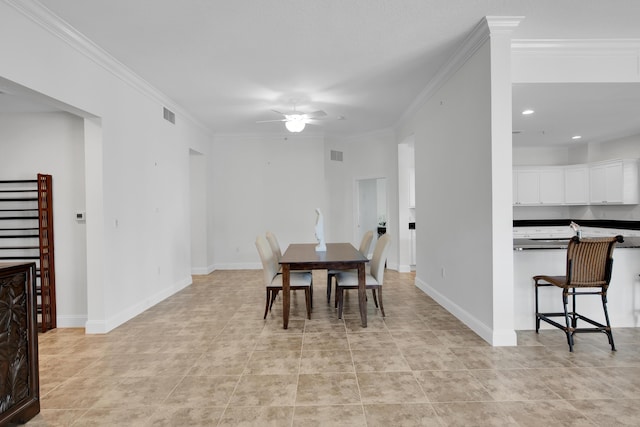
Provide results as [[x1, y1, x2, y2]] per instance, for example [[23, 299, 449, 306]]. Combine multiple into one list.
[[0, 263, 40, 425]]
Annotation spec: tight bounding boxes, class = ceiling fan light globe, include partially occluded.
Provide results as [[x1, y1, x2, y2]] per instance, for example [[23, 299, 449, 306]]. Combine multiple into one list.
[[285, 120, 305, 132]]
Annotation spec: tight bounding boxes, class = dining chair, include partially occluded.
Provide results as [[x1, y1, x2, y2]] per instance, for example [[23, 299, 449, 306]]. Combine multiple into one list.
[[255, 235, 312, 320], [533, 235, 623, 352], [267, 231, 313, 304], [265, 231, 282, 263], [326, 230, 374, 304], [335, 233, 391, 319]]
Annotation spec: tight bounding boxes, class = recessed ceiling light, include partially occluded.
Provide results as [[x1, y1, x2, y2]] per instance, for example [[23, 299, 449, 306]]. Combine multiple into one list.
[[571, 135, 582, 140], [522, 109, 534, 115]]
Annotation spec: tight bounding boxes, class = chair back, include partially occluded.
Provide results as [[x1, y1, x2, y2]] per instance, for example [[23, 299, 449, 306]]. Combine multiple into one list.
[[565, 235, 622, 288], [370, 233, 391, 285], [256, 235, 279, 286], [358, 230, 374, 257], [265, 231, 282, 262]]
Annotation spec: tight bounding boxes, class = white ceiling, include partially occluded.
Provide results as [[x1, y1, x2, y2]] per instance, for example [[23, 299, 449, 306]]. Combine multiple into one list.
[[4, 0, 640, 145]]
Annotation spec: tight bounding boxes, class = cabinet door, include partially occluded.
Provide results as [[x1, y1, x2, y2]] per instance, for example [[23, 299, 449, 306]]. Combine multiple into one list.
[[565, 166, 589, 204], [514, 170, 540, 204], [539, 169, 564, 204], [590, 161, 624, 204]]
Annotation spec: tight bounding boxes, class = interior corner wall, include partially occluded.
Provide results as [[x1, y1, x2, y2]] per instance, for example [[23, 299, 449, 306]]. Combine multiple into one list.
[[1, 2, 212, 333], [0, 112, 87, 327], [327, 131, 399, 269], [402, 40, 497, 342]]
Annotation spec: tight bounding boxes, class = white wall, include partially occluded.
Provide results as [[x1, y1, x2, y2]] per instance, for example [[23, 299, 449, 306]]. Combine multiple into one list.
[[210, 134, 327, 269], [0, 112, 87, 326], [1, 2, 212, 333]]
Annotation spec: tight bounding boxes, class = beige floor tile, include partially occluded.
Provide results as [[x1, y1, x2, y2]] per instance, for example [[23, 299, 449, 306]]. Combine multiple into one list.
[[243, 350, 301, 375], [144, 406, 225, 426], [432, 401, 518, 426], [164, 375, 239, 407], [469, 369, 563, 401], [448, 346, 524, 370], [357, 371, 427, 404], [24, 409, 87, 426], [351, 348, 411, 372], [302, 331, 349, 351], [568, 398, 640, 426], [229, 374, 298, 406], [299, 350, 355, 374], [500, 400, 597, 426], [414, 370, 493, 403], [217, 406, 294, 426], [72, 406, 158, 426], [401, 346, 466, 371], [296, 373, 361, 405], [364, 403, 441, 427], [293, 405, 367, 426]]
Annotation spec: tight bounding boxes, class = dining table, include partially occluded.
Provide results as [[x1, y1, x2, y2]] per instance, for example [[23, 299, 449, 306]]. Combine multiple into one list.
[[279, 242, 369, 329]]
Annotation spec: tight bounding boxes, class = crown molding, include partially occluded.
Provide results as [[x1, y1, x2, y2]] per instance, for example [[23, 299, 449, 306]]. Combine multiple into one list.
[[5, 0, 211, 134], [512, 38, 640, 55], [396, 16, 523, 128]]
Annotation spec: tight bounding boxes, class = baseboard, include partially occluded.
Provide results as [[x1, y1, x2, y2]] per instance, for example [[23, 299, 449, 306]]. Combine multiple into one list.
[[191, 265, 215, 275], [56, 315, 88, 328], [85, 275, 192, 334], [415, 275, 516, 346]]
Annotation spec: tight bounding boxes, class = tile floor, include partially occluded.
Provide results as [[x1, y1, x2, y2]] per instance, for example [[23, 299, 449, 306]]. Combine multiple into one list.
[[29, 269, 640, 426]]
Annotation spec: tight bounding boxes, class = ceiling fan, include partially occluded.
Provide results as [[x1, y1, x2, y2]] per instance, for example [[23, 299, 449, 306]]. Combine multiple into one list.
[[256, 107, 329, 133]]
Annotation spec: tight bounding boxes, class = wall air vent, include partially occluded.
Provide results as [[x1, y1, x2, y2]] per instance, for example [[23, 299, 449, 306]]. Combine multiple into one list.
[[330, 150, 343, 162], [163, 107, 175, 124]]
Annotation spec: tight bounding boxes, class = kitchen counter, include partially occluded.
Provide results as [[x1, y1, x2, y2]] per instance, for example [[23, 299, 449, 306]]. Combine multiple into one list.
[[514, 236, 640, 250]]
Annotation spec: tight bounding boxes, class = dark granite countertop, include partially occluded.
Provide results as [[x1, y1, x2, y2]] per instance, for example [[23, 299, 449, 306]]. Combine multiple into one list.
[[514, 219, 640, 231], [514, 236, 640, 250]]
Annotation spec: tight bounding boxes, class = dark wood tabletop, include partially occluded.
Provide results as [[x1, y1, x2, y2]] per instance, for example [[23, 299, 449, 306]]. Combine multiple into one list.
[[279, 242, 369, 329], [280, 243, 368, 267]]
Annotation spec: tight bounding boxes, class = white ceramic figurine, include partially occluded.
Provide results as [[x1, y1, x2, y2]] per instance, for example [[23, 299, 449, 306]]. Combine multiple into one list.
[[315, 208, 326, 252]]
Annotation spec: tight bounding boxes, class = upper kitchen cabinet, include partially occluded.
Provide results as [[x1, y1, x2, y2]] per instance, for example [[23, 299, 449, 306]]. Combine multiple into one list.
[[564, 165, 589, 205], [589, 159, 639, 205], [513, 167, 564, 205]]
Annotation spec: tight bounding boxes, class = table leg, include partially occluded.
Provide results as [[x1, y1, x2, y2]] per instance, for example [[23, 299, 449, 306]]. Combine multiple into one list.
[[282, 264, 290, 329], [358, 262, 367, 328]]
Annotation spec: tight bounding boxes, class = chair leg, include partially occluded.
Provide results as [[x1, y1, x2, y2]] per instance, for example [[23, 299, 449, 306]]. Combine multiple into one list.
[[562, 290, 574, 352], [305, 288, 312, 320], [269, 289, 279, 311], [371, 288, 379, 308], [337, 288, 344, 319], [534, 280, 541, 333], [327, 273, 333, 303], [601, 292, 616, 351], [377, 287, 385, 317], [264, 288, 271, 319]]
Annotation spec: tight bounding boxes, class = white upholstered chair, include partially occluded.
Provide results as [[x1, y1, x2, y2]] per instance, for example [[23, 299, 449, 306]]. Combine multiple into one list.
[[335, 233, 391, 319], [326, 230, 374, 305], [256, 235, 312, 319]]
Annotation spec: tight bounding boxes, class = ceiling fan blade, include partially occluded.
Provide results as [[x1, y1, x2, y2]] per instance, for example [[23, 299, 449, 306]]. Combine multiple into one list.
[[270, 109, 285, 116], [304, 110, 327, 119], [256, 119, 287, 123]]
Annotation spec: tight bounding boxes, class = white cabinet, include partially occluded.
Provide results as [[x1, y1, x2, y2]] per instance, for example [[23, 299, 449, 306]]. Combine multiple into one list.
[[513, 167, 564, 205], [539, 168, 564, 204], [513, 159, 638, 206], [564, 165, 589, 205], [589, 159, 638, 205]]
